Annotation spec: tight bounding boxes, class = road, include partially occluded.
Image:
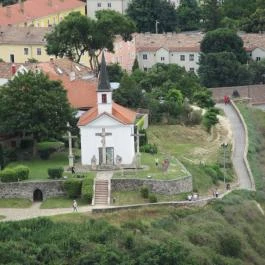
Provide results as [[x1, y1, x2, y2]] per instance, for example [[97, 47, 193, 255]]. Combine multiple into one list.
[[217, 103, 252, 190]]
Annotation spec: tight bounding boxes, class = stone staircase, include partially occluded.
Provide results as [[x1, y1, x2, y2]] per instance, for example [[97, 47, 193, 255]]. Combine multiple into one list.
[[94, 179, 109, 205]]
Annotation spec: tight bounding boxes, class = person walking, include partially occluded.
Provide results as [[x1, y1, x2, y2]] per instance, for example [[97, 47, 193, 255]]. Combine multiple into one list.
[[73, 200, 78, 212]]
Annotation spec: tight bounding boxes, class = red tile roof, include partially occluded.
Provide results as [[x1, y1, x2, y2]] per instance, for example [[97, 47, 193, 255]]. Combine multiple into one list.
[[0, 0, 85, 26], [78, 103, 136, 126]]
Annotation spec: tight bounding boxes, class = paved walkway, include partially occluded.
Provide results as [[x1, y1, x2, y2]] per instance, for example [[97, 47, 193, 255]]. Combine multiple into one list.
[[217, 103, 252, 190]]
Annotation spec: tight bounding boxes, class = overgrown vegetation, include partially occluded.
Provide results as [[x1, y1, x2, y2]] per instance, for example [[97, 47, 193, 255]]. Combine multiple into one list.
[[1, 191, 265, 264]]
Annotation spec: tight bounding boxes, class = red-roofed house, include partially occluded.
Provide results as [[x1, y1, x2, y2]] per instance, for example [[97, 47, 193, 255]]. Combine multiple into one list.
[[78, 53, 137, 166], [0, 0, 86, 27]]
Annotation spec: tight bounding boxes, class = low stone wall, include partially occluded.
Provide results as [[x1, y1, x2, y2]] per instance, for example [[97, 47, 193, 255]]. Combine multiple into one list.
[[0, 180, 65, 201], [111, 176, 192, 195]]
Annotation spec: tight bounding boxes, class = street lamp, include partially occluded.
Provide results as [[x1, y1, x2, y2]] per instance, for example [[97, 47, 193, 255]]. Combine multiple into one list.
[[155, 20, 159, 34], [221, 143, 228, 187]]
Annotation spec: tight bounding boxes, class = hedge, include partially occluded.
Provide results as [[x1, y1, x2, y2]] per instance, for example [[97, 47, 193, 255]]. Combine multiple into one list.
[[15, 165, 30, 181], [48, 168, 64, 179], [37, 141, 64, 160], [0, 168, 17, 182], [81, 178, 94, 204], [64, 179, 82, 199]]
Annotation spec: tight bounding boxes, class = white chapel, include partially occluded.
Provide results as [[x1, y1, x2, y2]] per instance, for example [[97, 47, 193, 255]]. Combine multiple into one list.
[[78, 53, 136, 166]]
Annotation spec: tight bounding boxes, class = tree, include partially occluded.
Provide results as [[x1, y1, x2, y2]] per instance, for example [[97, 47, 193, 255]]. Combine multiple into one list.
[[200, 28, 247, 63], [127, 0, 178, 33], [46, 11, 136, 71], [0, 71, 73, 155], [106, 63, 124, 82], [201, 0, 222, 31], [198, 52, 249, 87], [241, 8, 265, 33], [176, 0, 201, 31], [132, 58, 139, 72]]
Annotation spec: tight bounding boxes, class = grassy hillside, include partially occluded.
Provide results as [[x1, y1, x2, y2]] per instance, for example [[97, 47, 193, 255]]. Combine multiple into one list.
[[1, 191, 265, 264]]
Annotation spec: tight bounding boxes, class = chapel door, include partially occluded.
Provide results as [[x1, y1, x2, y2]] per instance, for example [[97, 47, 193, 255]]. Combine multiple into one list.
[[98, 147, 114, 165]]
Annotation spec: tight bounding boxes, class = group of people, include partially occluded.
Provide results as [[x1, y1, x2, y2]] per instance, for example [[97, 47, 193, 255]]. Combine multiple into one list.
[[187, 193, 199, 201]]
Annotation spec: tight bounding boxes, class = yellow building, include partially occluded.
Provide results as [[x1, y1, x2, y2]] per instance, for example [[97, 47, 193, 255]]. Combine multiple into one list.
[[0, 27, 53, 63], [0, 0, 86, 27]]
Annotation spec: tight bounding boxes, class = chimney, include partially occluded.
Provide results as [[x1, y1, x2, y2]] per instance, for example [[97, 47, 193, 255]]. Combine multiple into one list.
[[6, 6, 11, 17], [11, 64, 16, 75], [69, 71, 76, 81], [19, 0, 24, 13], [48, 0, 52, 6]]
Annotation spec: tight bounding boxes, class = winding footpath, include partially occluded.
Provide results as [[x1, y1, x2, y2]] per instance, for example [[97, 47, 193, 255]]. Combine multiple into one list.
[[0, 102, 254, 221], [217, 103, 253, 190]]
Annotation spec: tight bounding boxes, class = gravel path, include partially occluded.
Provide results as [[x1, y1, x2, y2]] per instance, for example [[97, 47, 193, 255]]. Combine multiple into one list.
[[217, 103, 252, 190]]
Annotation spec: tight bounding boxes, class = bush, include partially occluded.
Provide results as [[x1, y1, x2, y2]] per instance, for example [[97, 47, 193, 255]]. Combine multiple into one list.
[[37, 141, 64, 160], [140, 186, 149, 198], [140, 143, 158, 154], [20, 139, 34, 149], [81, 178, 94, 204], [48, 168, 64, 179], [0, 168, 17, 182], [64, 179, 82, 198], [149, 194, 158, 203], [14, 165, 29, 181]]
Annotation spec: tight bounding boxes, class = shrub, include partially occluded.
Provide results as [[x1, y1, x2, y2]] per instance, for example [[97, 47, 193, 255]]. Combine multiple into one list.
[[140, 143, 158, 154], [149, 194, 158, 203], [0, 168, 17, 182], [20, 139, 34, 149], [232, 89, 240, 98], [37, 141, 64, 160], [14, 165, 29, 181], [220, 232, 242, 257], [81, 178, 94, 204], [48, 168, 64, 179], [64, 179, 82, 198], [140, 186, 149, 198]]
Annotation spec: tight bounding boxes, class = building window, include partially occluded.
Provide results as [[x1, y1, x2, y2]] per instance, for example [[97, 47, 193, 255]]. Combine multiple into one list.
[[256, 57, 261, 61], [102, 94, 107, 103], [180, 55, 185, 61], [108, 2, 111, 7], [143, 54, 148, 60], [189, 54, 194, 61], [97, 2, 101, 7], [161, 57, 165, 61], [143, 67, 148, 72], [189, 68, 195, 73], [24, 48, 29, 55], [37, 48, 42, 56]]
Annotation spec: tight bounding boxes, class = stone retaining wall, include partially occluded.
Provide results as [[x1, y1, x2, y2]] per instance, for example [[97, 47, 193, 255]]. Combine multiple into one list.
[[111, 176, 192, 195], [0, 180, 65, 201]]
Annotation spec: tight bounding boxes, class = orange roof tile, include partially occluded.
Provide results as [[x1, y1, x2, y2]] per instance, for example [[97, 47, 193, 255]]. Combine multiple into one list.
[[0, 0, 85, 26], [78, 103, 136, 126]]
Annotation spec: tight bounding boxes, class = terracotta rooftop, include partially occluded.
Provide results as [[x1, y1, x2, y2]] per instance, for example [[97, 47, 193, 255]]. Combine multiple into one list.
[[135, 32, 265, 53], [78, 102, 137, 126], [0, 0, 85, 26], [0, 26, 50, 45], [0, 62, 23, 79]]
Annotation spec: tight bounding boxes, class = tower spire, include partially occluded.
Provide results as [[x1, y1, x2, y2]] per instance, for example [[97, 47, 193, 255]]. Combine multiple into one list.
[[97, 52, 110, 91]]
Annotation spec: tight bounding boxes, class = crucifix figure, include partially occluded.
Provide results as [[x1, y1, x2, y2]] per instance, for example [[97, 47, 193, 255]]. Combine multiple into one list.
[[64, 122, 77, 168], [131, 127, 145, 168], [95, 128, 112, 165]]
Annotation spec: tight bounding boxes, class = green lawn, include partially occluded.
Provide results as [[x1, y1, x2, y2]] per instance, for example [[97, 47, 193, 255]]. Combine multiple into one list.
[[0, 198, 32, 208], [40, 197, 89, 209], [7, 152, 69, 180], [111, 191, 190, 205]]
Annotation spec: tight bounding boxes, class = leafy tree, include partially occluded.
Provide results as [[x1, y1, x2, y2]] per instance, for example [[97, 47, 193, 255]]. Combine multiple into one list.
[[127, 0, 178, 33], [201, 0, 222, 31], [241, 8, 265, 33], [200, 28, 247, 63], [221, 0, 257, 21], [203, 107, 219, 132], [248, 59, 265, 84], [193, 89, 215, 108], [132, 58, 139, 72], [0, 71, 72, 155], [46, 11, 135, 70], [198, 52, 250, 87], [176, 0, 201, 31], [106, 63, 124, 82]]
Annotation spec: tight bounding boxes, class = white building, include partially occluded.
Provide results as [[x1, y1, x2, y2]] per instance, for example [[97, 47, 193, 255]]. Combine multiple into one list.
[[78, 53, 136, 166], [86, 0, 181, 18]]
